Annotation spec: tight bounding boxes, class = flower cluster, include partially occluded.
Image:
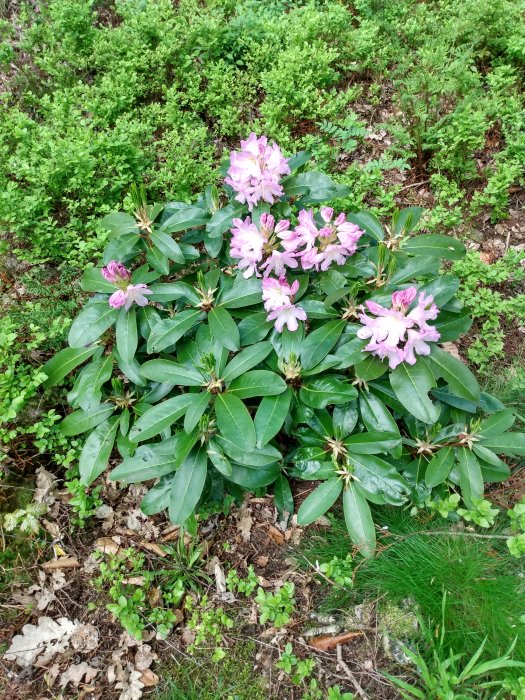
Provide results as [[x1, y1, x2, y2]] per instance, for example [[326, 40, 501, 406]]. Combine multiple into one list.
[[225, 133, 290, 210], [262, 276, 307, 332], [102, 261, 152, 310], [357, 287, 440, 369]]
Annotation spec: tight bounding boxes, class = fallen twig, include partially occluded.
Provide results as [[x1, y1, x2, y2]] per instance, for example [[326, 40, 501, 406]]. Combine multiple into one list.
[[336, 644, 370, 700]]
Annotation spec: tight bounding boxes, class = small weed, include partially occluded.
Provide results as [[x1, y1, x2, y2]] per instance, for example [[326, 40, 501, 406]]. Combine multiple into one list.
[[255, 581, 295, 627]]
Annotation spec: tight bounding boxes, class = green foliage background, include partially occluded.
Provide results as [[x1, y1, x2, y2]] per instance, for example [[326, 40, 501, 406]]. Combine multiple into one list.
[[1, 0, 525, 458]]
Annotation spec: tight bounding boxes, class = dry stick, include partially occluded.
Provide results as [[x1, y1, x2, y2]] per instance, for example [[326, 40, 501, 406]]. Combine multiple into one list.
[[336, 644, 370, 700]]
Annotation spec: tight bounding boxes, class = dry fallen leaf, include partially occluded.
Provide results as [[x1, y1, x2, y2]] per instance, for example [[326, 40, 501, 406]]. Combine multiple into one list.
[[134, 644, 157, 671], [70, 623, 99, 652], [267, 524, 284, 545], [256, 555, 269, 568], [139, 669, 159, 687], [4, 616, 77, 667], [237, 504, 253, 542], [139, 541, 167, 558], [95, 536, 121, 555], [60, 662, 99, 688], [116, 668, 144, 700], [42, 556, 80, 570], [309, 630, 364, 651]]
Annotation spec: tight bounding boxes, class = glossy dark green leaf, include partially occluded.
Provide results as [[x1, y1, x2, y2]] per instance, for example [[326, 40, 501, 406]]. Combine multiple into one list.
[[480, 433, 525, 457], [301, 320, 345, 371], [388, 257, 439, 286], [344, 431, 401, 454], [425, 446, 455, 487], [457, 447, 483, 508], [428, 345, 480, 403], [42, 345, 98, 388], [220, 277, 263, 309], [222, 342, 273, 383], [183, 391, 211, 433], [404, 234, 465, 260], [215, 393, 256, 450], [206, 203, 246, 237], [282, 172, 350, 202], [115, 307, 137, 365], [393, 207, 423, 236], [343, 482, 376, 557], [81, 268, 117, 294], [79, 417, 119, 486], [207, 439, 232, 477], [349, 453, 409, 505], [161, 206, 210, 233], [254, 389, 292, 448], [60, 403, 116, 436], [147, 282, 200, 304], [76, 353, 114, 411], [141, 360, 204, 386], [147, 310, 204, 353], [228, 370, 287, 399], [354, 355, 387, 381], [146, 245, 170, 275], [477, 409, 515, 438], [208, 307, 240, 351], [300, 376, 357, 409], [238, 313, 273, 345], [129, 394, 195, 442], [141, 474, 174, 515], [228, 463, 280, 489], [359, 393, 399, 434], [347, 211, 384, 241], [274, 475, 294, 517], [150, 230, 185, 263], [168, 446, 208, 524], [390, 360, 440, 424], [297, 478, 342, 526], [68, 302, 119, 348]]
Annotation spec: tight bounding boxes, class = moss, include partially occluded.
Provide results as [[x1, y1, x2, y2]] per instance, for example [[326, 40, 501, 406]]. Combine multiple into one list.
[[155, 638, 268, 700]]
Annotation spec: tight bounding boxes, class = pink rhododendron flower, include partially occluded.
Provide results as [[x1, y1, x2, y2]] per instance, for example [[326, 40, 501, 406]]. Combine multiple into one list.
[[225, 133, 290, 210], [267, 304, 307, 333], [109, 284, 152, 311], [230, 214, 294, 278], [357, 287, 440, 369], [292, 208, 364, 272], [262, 276, 299, 311], [101, 260, 131, 283]]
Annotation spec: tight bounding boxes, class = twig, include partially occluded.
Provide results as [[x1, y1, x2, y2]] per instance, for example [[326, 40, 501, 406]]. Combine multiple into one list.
[[336, 644, 370, 700], [399, 180, 429, 192]]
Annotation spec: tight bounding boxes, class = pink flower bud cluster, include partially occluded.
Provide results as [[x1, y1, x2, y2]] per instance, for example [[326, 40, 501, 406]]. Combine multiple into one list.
[[225, 133, 291, 211], [357, 287, 440, 369], [262, 276, 307, 333], [101, 261, 152, 311]]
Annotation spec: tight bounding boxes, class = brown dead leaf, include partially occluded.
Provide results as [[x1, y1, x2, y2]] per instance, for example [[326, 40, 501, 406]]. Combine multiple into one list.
[[267, 525, 284, 545], [95, 536, 121, 555], [309, 631, 364, 651], [42, 557, 80, 570], [147, 587, 162, 607], [441, 342, 461, 360], [237, 504, 253, 542], [134, 644, 157, 671], [122, 577, 146, 586], [139, 541, 167, 558], [139, 669, 159, 687], [60, 662, 99, 688], [256, 555, 269, 568]]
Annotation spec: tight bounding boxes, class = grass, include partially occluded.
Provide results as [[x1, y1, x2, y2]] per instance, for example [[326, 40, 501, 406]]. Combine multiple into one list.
[[300, 507, 525, 664], [155, 639, 268, 700]]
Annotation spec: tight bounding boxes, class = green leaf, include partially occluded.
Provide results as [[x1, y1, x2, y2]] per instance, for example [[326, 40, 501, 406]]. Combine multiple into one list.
[[359, 393, 399, 434], [433, 311, 472, 342], [300, 376, 357, 409], [390, 360, 440, 424], [333, 338, 368, 369], [146, 245, 170, 275], [255, 389, 292, 448], [206, 203, 246, 238], [282, 172, 351, 202], [208, 307, 240, 352], [347, 211, 384, 241], [216, 436, 281, 466], [416, 275, 460, 307], [388, 257, 439, 286], [68, 302, 119, 348], [428, 345, 480, 402], [129, 395, 195, 442], [79, 417, 119, 486], [168, 446, 208, 524], [301, 320, 345, 371], [220, 277, 263, 309], [344, 431, 401, 454], [103, 233, 141, 263], [141, 474, 174, 515], [215, 393, 256, 450], [150, 230, 185, 263], [60, 403, 115, 436], [115, 307, 137, 365], [147, 310, 205, 353], [480, 433, 525, 457], [161, 206, 210, 233], [425, 446, 455, 487], [222, 342, 273, 383], [393, 207, 423, 236], [207, 440, 232, 477], [81, 268, 117, 293], [238, 313, 273, 345], [404, 234, 465, 260], [183, 392, 211, 433], [100, 212, 138, 237], [477, 409, 515, 438], [228, 370, 286, 399], [42, 345, 98, 388], [147, 282, 200, 305], [228, 463, 280, 489], [343, 482, 376, 557], [141, 360, 204, 386], [354, 355, 387, 381], [76, 353, 114, 411], [349, 453, 408, 505], [274, 475, 294, 517], [297, 478, 342, 526], [111, 431, 198, 483], [457, 447, 484, 508]]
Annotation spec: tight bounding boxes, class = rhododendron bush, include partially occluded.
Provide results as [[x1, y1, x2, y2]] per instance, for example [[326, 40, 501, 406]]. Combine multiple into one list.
[[43, 135, 525, 556]]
